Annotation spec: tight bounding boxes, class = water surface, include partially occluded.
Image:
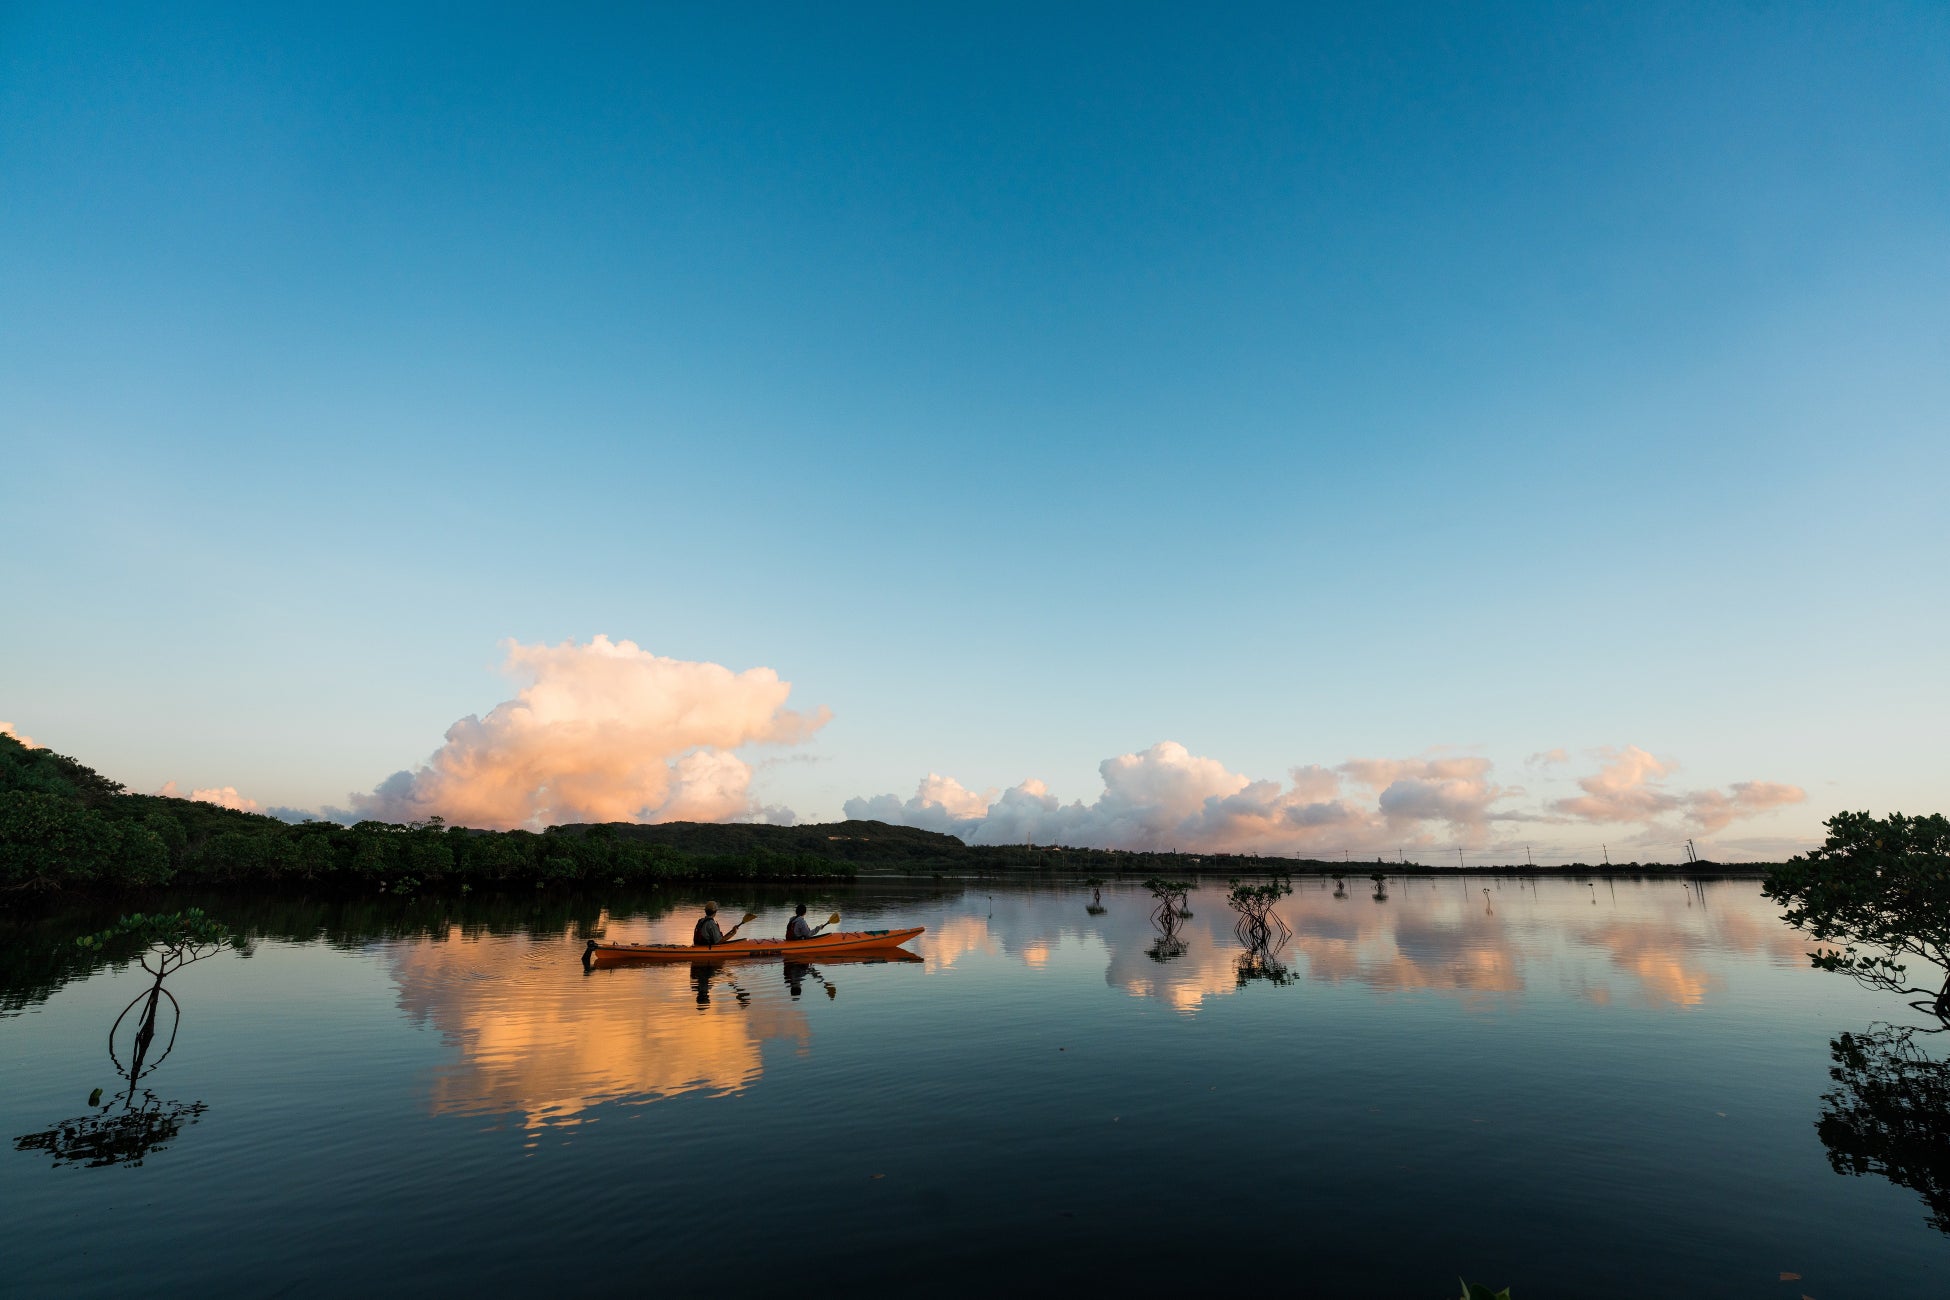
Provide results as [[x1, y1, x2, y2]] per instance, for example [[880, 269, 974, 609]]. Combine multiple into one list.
[[3, 877, 1944, 1296]]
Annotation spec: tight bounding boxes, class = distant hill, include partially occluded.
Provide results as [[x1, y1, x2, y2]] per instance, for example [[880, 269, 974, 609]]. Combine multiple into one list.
[[555, 818, 977, 864]]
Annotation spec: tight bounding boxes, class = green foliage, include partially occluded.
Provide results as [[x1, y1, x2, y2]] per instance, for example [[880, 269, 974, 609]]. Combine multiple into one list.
[[0, 790, 173, 890], [0, 732, 127, 806], [1764, 811, 1950, 1018], [1459, 1281, 1512, 1300], [75, 908, 239, 975], [1226, 874, 1293, 948], [1225, 874, 1292, 913], [1142, 877, 1194, 915]]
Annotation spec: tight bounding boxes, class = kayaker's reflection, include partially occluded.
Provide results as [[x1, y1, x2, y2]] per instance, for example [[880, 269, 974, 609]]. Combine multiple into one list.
[[783, 961, 838, 1001], [689, 962, 751, 1008]]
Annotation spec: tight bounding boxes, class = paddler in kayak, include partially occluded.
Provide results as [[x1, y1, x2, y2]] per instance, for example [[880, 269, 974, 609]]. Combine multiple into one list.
[[692, 902, 749, 948], [785, 903, 832, 941]]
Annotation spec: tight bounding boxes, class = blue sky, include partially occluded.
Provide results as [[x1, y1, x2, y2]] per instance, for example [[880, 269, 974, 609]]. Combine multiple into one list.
[[3, 3, 1945, 857]]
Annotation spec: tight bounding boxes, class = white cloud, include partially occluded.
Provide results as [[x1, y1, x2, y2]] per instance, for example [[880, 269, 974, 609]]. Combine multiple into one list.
[[843, 773, 994, 834], [0, 721, 41, 749], [850, 741, 1513, 855], [347, 636, 828, 830], [849, 740, 1802, 856], [156, 780, 263, 813]]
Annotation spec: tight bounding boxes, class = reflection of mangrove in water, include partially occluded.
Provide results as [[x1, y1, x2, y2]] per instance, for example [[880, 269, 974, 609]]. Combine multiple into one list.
[[13, 911, 236, 1168], [1146, 935, 1189, 964], [14, 1092, 210, 1169], [1234, 946, 1297, 988], [1816, 1024, 1950, 1235]]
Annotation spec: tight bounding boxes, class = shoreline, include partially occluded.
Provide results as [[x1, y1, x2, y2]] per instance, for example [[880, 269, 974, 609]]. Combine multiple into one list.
[[2, 862, 1773, 914]]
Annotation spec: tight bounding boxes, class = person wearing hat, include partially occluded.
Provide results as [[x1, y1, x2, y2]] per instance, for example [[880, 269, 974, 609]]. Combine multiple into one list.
[[692, 901, 747, 948], [785, 903, 831, 942]]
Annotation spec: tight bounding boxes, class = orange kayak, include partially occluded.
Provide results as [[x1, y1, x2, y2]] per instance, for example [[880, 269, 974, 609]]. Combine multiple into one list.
[[582, 926, 926, 965]]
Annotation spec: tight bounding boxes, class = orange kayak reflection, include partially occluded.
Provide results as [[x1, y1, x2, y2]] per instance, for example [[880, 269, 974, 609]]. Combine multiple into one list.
[[583, 926, 926, 965]]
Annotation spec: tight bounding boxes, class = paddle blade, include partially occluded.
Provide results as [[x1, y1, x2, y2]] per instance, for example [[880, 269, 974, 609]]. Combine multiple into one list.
[[741, 912, 759, 924], [826, 913, 842, 926]]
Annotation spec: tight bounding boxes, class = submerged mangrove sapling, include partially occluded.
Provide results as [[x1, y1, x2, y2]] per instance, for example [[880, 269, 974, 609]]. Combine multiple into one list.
[[1225, 874, 1293, 948], [1142, 878, 1194, 934], [14, 910, 243, 1168]]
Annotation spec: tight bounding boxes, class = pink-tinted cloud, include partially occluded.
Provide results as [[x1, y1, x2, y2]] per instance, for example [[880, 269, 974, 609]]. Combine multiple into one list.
[[1342, 755, 1511, 829], [349, 636, 829, 830], [1551, 746, 1804, 832], [1551, 746, 1680, 821], [1682, 780, 1807, 833], [154, 780, 264, 813], [0, 721, 41, 749], [849, 740, 1803, 856], [847, 740, 1517, 855]]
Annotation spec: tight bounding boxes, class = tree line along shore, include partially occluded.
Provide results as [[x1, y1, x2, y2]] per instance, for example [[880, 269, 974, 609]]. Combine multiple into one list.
[[1, 734, 1775, 899]]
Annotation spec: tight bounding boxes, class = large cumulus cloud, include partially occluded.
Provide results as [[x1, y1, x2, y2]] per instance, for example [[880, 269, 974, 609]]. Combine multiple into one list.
[[347, 636, 829, 830]]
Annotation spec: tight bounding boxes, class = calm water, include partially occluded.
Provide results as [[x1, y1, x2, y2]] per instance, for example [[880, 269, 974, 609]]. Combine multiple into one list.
[[3, 877, 1945, 1297]]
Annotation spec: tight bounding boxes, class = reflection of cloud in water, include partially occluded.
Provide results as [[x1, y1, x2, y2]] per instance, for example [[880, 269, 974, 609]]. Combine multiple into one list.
[[1285, 897, 1524, 1005], [1579, 922, 1719, 1007], [918, 915, 1000, 971], [1108, 931, 1243, 1013], [390, 920, 809, 1131], [1571, 890, 1812, 1008], [953, 876, 1807, 1016]]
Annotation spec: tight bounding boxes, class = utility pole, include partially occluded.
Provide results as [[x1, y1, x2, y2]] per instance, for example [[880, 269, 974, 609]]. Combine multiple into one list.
[[1603, 844, 1610, 867], [1525, 844, 1533, 867], [1456, 847, 1464, 868]]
